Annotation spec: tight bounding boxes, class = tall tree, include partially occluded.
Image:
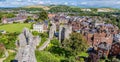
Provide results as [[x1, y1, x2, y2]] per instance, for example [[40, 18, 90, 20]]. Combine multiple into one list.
[[62, 32, 88, 56], [38, 11, 48, 21]]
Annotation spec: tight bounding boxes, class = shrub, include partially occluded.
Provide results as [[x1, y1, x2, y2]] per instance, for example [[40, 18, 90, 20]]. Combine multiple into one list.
[[35, 50, 60, 62]]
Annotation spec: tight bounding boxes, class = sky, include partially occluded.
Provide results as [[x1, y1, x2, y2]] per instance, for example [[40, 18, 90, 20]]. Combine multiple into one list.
[[0, 0, 120, 8]]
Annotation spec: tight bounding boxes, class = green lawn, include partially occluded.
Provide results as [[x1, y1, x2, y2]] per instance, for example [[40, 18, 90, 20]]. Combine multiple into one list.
[[0, 23, 32, 33]]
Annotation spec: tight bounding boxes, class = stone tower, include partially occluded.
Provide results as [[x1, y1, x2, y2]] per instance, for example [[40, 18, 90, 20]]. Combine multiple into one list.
[[59, 25, 72, 43], [49, 23, 56, 39]]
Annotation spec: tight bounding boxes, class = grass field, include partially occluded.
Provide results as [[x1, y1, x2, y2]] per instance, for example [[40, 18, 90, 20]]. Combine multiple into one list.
[[0, 23, 32, 33]]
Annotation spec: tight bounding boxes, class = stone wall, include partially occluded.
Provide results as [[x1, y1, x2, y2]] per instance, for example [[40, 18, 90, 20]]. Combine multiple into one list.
[[15, 28, 40, 62], [49, 23, 56, 39]]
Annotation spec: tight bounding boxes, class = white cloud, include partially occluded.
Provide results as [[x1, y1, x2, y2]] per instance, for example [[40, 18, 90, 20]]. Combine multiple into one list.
[[116, 1, 120, 4], [80, 2, 87, 5], [38, 1, 44, 4], [17, 0, 22, 2], [64, 2, 68, 5], [0, 0, 120, 8]]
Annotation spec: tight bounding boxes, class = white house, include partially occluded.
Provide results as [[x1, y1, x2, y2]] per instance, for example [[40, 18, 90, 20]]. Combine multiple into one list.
[[33, 23, 44, 33]]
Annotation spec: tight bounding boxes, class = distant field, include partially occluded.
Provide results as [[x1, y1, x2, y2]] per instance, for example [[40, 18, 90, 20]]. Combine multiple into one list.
[[0, 23, 32, 33]]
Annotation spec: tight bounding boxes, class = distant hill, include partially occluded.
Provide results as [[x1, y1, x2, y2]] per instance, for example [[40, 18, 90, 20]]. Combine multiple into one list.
[[24, 5, 50, 10], [10, 5, 120, 12]]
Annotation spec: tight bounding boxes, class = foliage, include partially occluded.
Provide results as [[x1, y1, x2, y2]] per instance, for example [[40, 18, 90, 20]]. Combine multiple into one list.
[[49, 5, 81, 13], [50, 38, 59, 46], [47, 38, 71, 57], [90, 8, 98, 12], [0, 32, 18, 49], [35, 50, 60, 62], [32, 31, 39, 36], [24, 16, 33, 23], [48, 44, 71, 57], [38, 11, 48, 21], [0, 49, 5, 58], [3, 52, 16, 62], [39, 32, 48, 38], [0, 12, 15, 23], [47, 33, 88, 62], [37, 33, 48, 48], [112, 58, 120, 62], [0, 12, 15, 18], [2, 13, 15, 18], [79, 52, 88, 57], [61, 32, 88, 56], [21, 8, 44, 11], [39, 37, 47, 46], [1, 8, 44, 12], [61, 57, 75, 62]]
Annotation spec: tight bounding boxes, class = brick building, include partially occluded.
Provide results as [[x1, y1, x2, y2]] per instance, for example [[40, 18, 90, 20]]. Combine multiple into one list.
[[97, 42, 111, 58], [110, 42, 120, 56], [93, 32, 113, 47]]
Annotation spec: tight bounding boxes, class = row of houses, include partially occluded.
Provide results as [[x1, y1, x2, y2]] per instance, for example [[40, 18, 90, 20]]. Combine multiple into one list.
[[1, 10, 39, 24]]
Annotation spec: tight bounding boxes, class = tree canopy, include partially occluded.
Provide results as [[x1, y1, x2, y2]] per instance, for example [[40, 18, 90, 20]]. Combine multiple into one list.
[[48, 5, 81, 13], [62, 32, 88, 56], [38, 11, 48, 21]]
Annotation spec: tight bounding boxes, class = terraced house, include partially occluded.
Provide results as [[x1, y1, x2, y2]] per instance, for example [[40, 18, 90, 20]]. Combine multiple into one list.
[[2, 10, 27, 24]]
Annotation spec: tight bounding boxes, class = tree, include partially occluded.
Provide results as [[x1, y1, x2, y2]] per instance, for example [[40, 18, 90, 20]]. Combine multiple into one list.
[[0, 33, 18, 49], [38, 11, 48, 21], [0, 44, 5, 58], [112, 58, 120, 62], [61, 32, 88, 56], [2, 13, 15, 18], [47, 38, 70, 57], [24, 16, 33, 23], [35, 51, 60, 62], [32, 31, 39, 36], [48, 5, 82, 13], [91, 8, 97, 13]]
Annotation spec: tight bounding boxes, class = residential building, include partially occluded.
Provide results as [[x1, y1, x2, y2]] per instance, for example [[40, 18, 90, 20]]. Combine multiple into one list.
[[2, 10, 27, 24], [110, 42, 120, 56], [114, 33, 120, 42], [33, 22, 48, 33], [33, 23, 44, 33], [93, 32, 113, 47], [97, 42, 111, 58]]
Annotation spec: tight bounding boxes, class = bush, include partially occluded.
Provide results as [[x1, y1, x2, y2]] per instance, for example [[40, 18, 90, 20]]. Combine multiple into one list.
[[0, 33, 18, 49], [0, 49, 5, 58], [35, 50, 60, 62], [32, 31, 39, 36], [3, 52, 16, 62]]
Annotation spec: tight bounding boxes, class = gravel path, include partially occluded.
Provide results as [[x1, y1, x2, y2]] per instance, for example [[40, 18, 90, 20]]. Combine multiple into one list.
[[38, 38, 50, 51]]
